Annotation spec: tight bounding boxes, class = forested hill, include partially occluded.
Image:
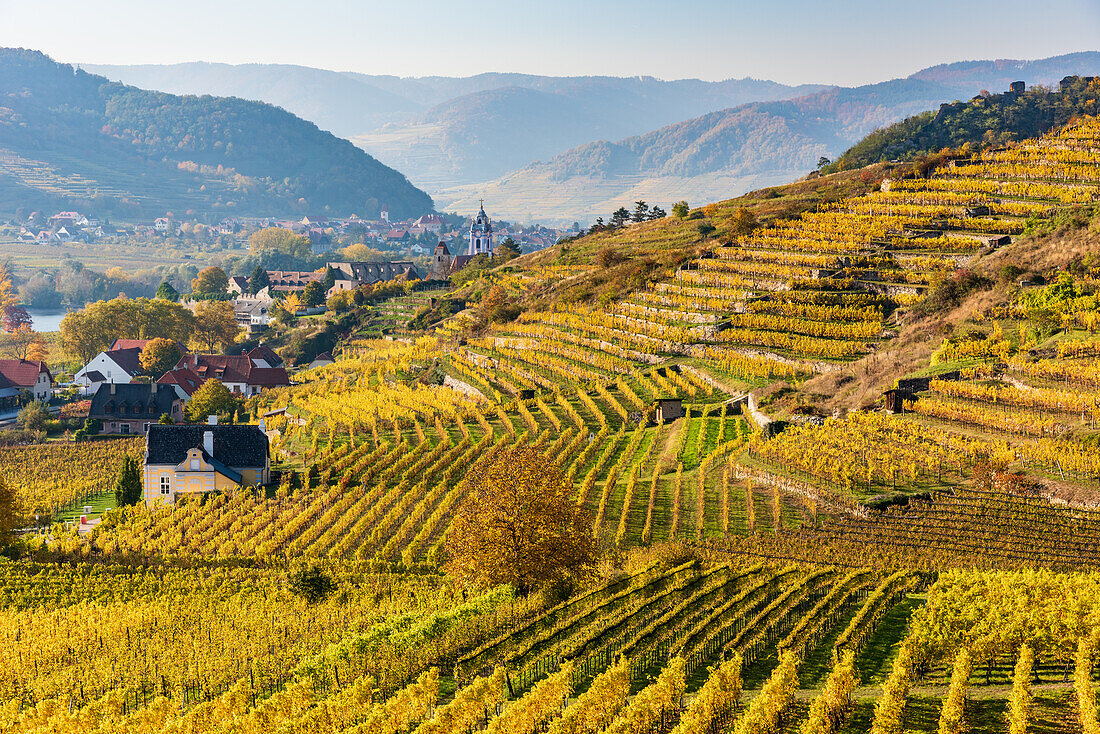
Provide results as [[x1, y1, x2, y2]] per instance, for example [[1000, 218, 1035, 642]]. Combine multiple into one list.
[[0, 48, 434, 219], [828, 75, 1100, 171]]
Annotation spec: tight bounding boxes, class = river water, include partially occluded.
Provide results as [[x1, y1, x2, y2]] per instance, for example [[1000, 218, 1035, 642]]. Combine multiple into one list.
[[25, 309, 69, 332]]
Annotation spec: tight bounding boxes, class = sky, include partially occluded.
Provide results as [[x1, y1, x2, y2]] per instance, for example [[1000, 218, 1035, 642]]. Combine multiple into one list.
[[0, 0, 1098, 85]]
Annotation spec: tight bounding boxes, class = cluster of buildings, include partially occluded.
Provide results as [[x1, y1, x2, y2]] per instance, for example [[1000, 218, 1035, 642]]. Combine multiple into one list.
[[16, 211, 107, 244], [12, 205, 573, 255], [73, 339, 290, 433]]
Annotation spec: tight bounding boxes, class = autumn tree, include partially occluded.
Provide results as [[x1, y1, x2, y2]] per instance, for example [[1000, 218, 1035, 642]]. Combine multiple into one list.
[[249, 227, 312, 259], [25, 334, 47, 362], [60, 298, 197, 364], [446, 445, 596, 594], [728, 206, 758, 237], [185, 378, 243, 423], [139, 338, 183, 378], [192, 300, 240, 352], [191, 266, 229, 297], [4, 325, 47, 361], [282, 292, 304, 316], [3, 305, 31, 333], [302, 281, 326, 307], [0, 264, 19, 316], [0, 476, 17, 542]]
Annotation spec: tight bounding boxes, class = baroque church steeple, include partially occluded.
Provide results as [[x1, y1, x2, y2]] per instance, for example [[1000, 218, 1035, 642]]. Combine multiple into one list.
[[468, 200, 494, 256]]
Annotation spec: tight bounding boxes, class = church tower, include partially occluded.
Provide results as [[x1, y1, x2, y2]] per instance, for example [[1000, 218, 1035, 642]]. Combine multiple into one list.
[[468, 201, 494, 256]]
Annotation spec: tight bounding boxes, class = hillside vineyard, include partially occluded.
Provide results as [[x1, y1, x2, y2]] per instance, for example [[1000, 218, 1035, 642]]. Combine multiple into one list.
[[7, 115, 1100, 734]]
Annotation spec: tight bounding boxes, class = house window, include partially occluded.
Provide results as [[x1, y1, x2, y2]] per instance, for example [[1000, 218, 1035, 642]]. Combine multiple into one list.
[[120, 423, 131, 434], [189, 458, 200, 471], [160, 476, 170, 495]]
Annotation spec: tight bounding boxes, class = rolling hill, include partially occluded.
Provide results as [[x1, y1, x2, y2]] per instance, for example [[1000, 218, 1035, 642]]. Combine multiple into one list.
[[81, 62, 826, 189], [0, 48, 434, 220], [85, 53, 1100, 222], [436, 53, 1100, 223]]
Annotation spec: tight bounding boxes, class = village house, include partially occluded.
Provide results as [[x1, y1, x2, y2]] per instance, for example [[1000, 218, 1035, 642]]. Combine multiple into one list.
[[308, 352, 335, 369], [74, 339, 157, 395], [266, 270, 324, 294], [0, 359, 53, 409], [226, 276, 249, 296], [245, 345, 283, 368], [88, 382, 185, 434], [142, 421, 270, 506], [233, 297, 273, 331], [160, 352, 290, 398], [327, 261, 420, 286]]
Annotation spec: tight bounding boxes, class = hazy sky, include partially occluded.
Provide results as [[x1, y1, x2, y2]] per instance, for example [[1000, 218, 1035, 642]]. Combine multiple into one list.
[[1, 0, 1098, 85]]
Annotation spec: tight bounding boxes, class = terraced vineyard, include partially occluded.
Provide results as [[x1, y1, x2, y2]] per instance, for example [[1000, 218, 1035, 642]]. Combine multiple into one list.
[[9, 111, 1100, 733]]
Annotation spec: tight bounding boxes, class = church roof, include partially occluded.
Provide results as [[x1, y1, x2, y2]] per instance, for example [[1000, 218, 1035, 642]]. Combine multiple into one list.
[[471, 203, 492, 235]]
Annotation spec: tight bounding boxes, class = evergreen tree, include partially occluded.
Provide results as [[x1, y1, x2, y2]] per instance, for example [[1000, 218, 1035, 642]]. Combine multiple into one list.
[[649, 206, 667, 220], [248, 266, 271, 295], [610, 207, 631, 228], [322, 266, 338, 290], [113, 455, 143, 507], [155, 281, 180, 302], [632, 201, 650, 222]]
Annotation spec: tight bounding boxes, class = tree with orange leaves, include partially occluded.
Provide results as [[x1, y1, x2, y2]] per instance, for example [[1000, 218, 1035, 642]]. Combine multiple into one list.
[[447, 444, 595, 594]]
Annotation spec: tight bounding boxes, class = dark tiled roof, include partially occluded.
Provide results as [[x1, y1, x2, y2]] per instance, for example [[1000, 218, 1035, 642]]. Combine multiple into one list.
[[203, 451, 243, 483], [84, 370, 106, 382], [104, 347, 144, 377], [248, 367, 291, 386], [145, 424, 268, 468], [246, 345, 283, 366], [89, 383, 180, 419], [0, 359, 51, 389]]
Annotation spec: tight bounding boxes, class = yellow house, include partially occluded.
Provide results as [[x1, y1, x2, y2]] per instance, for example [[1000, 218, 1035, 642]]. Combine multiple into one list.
[[143, 421, 270, 506]]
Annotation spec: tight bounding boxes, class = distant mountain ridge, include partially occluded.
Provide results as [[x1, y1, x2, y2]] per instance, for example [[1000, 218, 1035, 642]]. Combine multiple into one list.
[[433, 52, 1100, 223], [0, 49, 433, 219], [81, 62, 825, 186], [73, 52, 1100, 224]]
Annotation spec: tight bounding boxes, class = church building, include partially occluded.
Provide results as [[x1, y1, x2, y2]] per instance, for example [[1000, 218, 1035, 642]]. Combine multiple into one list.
[[468, 201, 494, 256]]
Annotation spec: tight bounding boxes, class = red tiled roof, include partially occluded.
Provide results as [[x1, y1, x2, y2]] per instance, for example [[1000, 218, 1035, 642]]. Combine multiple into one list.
[[175, 354, 252, 383], [157, 367, 204, 396], [0, 359, 50, 389], [109, 339, 153, 351], [172, 353, 290, 389]]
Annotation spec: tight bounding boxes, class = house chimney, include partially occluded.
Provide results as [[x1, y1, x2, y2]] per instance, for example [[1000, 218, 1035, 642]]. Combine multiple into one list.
[[203, 430, 214, 457], [109, 382, 116, 395], [207, 415, 217, 425]]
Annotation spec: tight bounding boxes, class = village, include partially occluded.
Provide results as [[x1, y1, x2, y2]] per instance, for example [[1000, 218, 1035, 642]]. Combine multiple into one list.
[[0, 203, 527, 513], [4, 205, 574, 257]]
